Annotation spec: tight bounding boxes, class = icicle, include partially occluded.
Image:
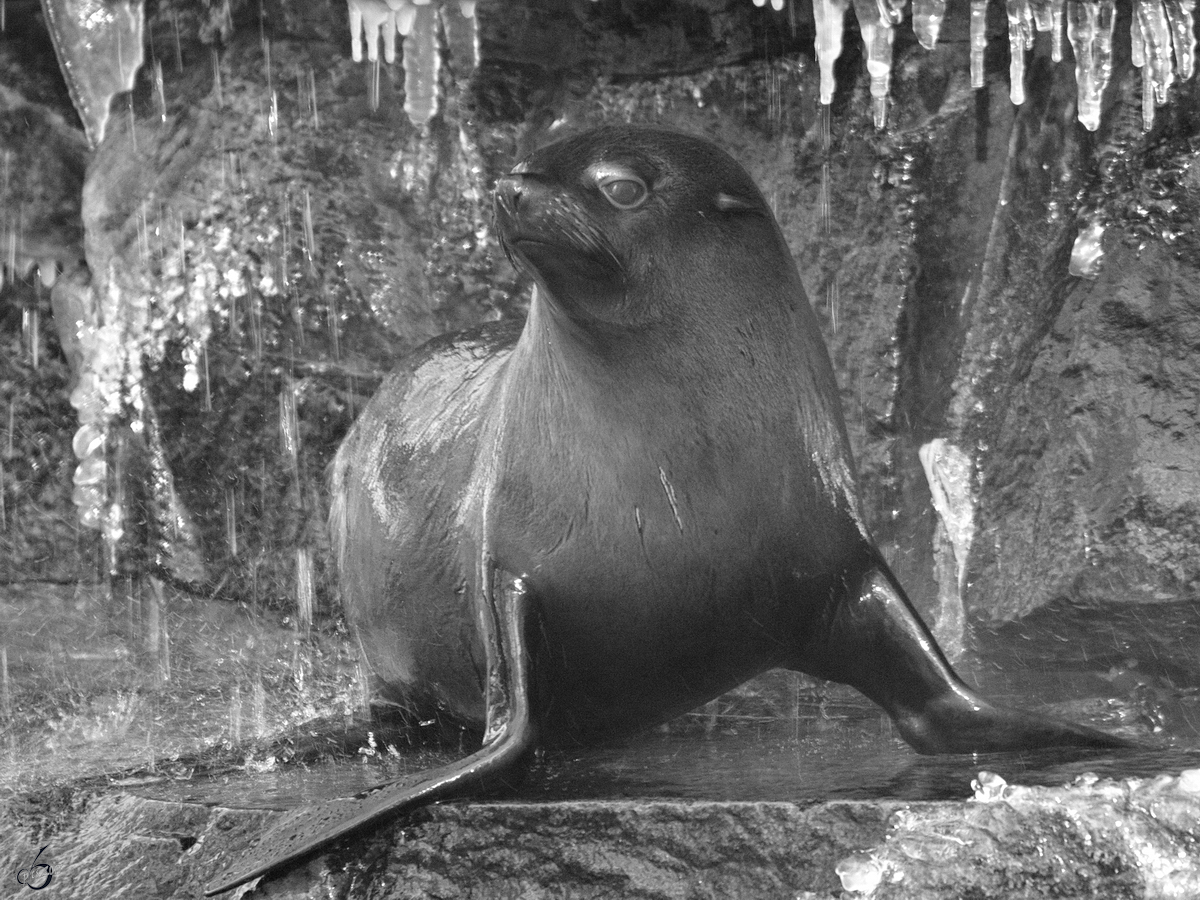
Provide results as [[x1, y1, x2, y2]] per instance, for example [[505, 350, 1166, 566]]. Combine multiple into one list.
[[404, 2, 441, 125], [1031, 0, 1053, 29], [396, 2, 418, 36], [1131, 7, 1145, 67], [348, 0, 399, 63], [970, 0, 989, 90], [880, 0, 908, 25], [1164, 0, 1196, 81], [346, 1, 453, 126], [1050, 0, 1066, 62], [812, 0, 850, 106], [852, 0, 895, 128], [912, 0, 947, 49], [1066, 0, 1115, 132], [1007, 1, 1035, 105], [440, 0, 480, 76], [40, 0, 146, 147], [1133, 0, 1174, 130], [1138, 1, 1175, 102]]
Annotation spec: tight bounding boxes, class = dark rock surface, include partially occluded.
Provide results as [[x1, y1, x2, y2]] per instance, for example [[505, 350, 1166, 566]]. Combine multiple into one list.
[[3, 771, 1200, 899]]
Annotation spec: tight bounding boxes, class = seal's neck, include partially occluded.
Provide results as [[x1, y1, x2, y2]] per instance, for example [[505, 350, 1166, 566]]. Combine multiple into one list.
[[502, 283, 868, 540]]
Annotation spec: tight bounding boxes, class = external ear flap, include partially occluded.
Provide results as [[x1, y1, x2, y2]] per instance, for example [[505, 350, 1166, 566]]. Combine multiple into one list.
[[714, 191, 761, 214]]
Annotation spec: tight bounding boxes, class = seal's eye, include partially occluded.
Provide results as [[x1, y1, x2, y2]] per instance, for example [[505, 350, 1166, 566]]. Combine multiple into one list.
[[598, 175, 649, 210]]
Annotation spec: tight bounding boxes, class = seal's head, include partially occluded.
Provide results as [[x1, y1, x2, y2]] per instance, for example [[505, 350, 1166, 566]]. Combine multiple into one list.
[[494, 126, 799, 336]]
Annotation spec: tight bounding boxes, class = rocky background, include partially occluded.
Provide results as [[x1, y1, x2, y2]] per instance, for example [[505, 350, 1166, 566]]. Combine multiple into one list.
[[1, 0, 1198, 737], [4, 1, 1198, 644]]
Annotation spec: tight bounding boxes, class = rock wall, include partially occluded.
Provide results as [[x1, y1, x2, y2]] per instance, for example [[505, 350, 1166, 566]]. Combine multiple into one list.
[[1, 0, 1197, 633]]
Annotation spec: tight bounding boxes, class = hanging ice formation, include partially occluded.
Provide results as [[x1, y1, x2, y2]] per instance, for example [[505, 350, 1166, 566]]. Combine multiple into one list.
[[813, 0, 850, 105], [1067, 1, 1116, 132], [345, 0, 479, 126], [846, 0, 1194, 132], [734, 0, 1196, 133], [39, 0, 146, 147]]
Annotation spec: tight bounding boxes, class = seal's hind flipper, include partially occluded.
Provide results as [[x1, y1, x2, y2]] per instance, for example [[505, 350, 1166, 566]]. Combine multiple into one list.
[[204, 572, 537, 896], [795, 560, 1131, 754]]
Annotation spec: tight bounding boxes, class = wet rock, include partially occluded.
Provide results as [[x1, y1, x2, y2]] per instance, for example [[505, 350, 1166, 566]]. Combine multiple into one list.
[[3, 776, 1199, 899], [849, 770, 1200, 899], [964, 72, 1200, 621]]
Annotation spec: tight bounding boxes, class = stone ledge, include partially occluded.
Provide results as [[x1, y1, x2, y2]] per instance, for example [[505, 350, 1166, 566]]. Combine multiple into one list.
[[3, 773, 1199, 899]]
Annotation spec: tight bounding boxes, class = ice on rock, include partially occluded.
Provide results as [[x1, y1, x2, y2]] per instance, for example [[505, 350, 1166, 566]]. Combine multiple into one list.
[[972, 771, 1011, 802], [40, 0, 145, 147], [912, 0, 947, 49], [919, 439, 976, 591], [1069, 219, 1105, 278]]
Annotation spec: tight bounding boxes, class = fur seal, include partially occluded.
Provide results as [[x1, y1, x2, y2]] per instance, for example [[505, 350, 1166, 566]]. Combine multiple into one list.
[[206, 125, 1126, 895]]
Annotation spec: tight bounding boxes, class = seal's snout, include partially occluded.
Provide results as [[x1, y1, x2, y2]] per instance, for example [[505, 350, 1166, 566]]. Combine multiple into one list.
[[495, 169, 556, 221], [494, 174, 525, 218]]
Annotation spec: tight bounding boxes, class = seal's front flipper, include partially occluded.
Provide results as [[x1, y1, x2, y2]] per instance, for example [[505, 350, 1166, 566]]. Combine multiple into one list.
[[797, 561, 1131, 755], [204, 573, 537, 896]]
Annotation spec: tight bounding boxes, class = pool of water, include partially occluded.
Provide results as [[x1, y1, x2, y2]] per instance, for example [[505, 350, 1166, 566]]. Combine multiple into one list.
[[130, 711, 1200, 813], [5, 582, 1199, 810]]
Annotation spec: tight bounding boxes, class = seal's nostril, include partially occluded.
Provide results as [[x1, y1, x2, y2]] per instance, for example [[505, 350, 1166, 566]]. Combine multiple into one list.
[[494, 175, 525, 214]]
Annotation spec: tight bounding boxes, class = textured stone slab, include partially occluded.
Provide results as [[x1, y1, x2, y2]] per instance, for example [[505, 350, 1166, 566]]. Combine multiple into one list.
[[4, 772, 1200, 899]]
